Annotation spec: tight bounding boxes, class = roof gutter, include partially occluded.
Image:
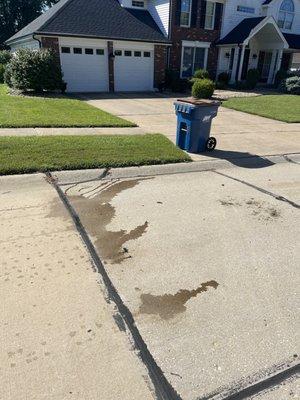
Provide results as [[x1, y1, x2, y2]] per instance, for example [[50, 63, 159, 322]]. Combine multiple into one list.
[[34, 31, 172, 45], [33, 34, 42, 48]]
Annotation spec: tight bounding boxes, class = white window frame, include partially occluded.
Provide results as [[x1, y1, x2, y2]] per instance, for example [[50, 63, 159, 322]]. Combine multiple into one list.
[[180, 41, 210, 78], [204, 1, 216, 30], [277, 0, 295, 30], [180, 0, 192, 27]]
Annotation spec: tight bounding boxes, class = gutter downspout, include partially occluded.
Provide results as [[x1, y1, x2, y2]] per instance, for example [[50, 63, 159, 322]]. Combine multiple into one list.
[[33, 34, 42, 48]]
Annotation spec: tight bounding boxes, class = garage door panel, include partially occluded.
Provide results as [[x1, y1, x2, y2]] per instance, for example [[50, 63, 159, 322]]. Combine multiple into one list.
[[60, 48, 109, 93], [114, 50, 154, 92]]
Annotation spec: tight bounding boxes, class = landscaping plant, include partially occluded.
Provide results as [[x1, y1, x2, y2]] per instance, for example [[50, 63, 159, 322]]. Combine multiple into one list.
[[246, 69, 260, 89], [280, 76, 300, 95], [218, 72, 230, 86], [4, 48, 63, 92], [275, 69, 288, 88], [0, 50, 12, 83], [193, 69, 209, 80], [192, 78, 215, 99]]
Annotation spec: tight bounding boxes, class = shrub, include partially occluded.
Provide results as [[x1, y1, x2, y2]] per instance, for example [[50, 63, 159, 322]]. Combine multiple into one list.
[[194, 69, 209, 80], [216, 80, 227, 90], [218, 72, 230, 85], [0, 64, 5, 83], [5, 48, 63, 92], [275, 69, 288, 88], [192, 78, 215, 99], [0, 50, 12, 65], [280, 76, 300, 95], [246, 69, 260, 89], [235, 80, 249, 90], [165, 69, 188, 92]]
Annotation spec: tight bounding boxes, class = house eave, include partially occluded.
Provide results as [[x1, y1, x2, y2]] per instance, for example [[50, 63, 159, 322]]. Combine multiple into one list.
[[35, 31, 172, 45]]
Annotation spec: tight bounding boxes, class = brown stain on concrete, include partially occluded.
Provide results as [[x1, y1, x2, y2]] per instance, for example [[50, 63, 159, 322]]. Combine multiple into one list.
[[49, 179, 151, 264], [219, 197, 281, 220], [138, 280, 219, 320]]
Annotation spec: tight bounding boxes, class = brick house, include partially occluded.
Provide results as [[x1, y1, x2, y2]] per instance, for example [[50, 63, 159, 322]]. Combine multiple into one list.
[[5, 0, 300, 92]]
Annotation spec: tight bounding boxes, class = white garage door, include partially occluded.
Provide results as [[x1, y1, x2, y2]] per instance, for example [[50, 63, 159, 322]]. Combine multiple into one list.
[[60, 46, 109, 92], [114, 49, 154, 92]]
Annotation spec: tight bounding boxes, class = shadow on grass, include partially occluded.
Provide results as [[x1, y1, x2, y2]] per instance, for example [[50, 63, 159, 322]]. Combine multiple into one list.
[[203, 149, 275, 169]]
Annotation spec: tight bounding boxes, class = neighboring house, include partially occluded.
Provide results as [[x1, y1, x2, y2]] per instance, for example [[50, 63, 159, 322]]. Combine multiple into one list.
[[217, 0, 300, 83], [5, 0, 300, 92]]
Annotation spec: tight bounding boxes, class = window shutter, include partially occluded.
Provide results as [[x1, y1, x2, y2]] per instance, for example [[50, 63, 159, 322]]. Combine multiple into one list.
[[191, 0, 199, 27], [199, 0, 207, 29], [175, 0, 182, 26], [214, 3, 223, 30]]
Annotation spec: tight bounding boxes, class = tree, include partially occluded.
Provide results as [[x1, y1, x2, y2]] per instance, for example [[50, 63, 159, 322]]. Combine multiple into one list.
[[0, 0, 59, 49]]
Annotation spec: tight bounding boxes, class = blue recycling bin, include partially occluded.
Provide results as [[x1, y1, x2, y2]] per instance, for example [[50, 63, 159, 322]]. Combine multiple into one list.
[[174, 99, 220, 153]]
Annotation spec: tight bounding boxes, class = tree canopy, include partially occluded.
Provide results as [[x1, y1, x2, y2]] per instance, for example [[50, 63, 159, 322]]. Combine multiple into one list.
[[0, 0, 59, 48]]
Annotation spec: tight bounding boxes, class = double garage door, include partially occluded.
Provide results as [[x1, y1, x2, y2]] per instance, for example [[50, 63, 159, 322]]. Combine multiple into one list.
[[60, 42, 154, 92]]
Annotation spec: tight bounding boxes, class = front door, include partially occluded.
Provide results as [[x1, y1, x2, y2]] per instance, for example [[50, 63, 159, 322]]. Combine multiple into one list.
[[257, 51, 272, 83]]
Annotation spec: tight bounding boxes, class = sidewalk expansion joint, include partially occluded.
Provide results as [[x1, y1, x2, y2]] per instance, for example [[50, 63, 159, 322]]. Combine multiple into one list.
[[45, 171, 182, 400], [213, 170, 300, 210]]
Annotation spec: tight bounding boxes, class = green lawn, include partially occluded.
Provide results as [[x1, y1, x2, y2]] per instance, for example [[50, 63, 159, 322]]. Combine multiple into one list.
[[223, 95, 300, 123], [0, 134, 191, 175], [0, 85, 134, 128]]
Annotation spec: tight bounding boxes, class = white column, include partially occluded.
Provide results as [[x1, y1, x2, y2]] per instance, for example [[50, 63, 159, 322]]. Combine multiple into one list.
[[268, 50, 278, 84], [237, 45, 246, 81], [274, 49, 283, 75], [230, 46, 240, 84]]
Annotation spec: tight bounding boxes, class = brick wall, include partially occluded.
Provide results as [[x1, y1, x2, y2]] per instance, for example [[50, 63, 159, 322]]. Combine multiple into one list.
[[41, 36, 60, 56], [154, 45, 167, 88], [169, 0, 222, 79], [40, 36, 61, 70]]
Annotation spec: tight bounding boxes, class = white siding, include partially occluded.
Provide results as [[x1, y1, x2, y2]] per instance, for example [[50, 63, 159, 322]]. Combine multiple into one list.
[[221, 0, 300, 38], [10, 38, 40, 52], [148, 0, 170, 36], [266, 0, 300, 35], [221, 0, 263, 37]]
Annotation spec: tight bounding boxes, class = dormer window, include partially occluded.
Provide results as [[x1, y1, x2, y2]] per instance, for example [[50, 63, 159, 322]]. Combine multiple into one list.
[[278, 0, 294, 30], [132, 1, 144, 7], [180, 0, 192, 27]]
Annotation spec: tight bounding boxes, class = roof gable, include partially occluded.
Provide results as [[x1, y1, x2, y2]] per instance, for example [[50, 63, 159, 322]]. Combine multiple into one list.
[[7, 0, 169, 45], [217, 17, 265, 45]]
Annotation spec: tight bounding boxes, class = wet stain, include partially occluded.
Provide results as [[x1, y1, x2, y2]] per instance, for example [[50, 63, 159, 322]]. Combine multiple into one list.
[[49, 179, 151, 264], [138, 280, 219, 320]]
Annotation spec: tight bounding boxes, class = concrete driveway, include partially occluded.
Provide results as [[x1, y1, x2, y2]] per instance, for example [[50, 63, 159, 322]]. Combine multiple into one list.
[[46, 157, 300, 399], [1, 156, 299, 400], [81, 92, 300, 161]]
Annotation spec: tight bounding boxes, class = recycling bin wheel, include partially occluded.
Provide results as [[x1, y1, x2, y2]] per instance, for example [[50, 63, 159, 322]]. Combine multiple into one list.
[[206, 137, 217, 151]]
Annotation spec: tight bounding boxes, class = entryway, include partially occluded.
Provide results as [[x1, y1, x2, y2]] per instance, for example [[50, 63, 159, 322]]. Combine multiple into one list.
[[257, 51, 273, 82]]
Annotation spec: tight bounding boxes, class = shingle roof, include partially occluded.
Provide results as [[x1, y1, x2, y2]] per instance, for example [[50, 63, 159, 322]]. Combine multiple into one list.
[[217, 17, 265, 45], [284, 33, 300, 49], [6, 0, 70, 43], [6, 0, 170, 45]]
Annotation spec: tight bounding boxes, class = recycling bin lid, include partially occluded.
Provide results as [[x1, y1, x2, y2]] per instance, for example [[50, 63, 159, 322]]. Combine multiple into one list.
[[177, 97, 221, 107]]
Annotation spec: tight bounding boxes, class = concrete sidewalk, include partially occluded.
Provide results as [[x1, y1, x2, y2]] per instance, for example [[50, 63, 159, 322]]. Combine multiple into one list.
[[0, 157, 299, 400], [0, 174, 155, 400]]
